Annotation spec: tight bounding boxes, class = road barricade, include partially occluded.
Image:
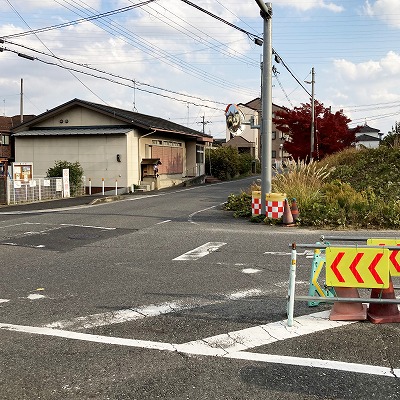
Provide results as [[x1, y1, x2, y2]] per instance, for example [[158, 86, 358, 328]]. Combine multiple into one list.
[[287, 236, 400, 327], [251, 191, 286, 218]]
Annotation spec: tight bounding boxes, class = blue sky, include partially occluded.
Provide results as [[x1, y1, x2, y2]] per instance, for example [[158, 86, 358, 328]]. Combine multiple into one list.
[[1, 0, 399, 138]]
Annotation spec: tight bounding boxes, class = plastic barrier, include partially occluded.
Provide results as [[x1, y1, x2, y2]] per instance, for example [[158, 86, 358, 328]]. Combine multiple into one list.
[[251, 191, 286, 218], [287, 239, 400, 327]]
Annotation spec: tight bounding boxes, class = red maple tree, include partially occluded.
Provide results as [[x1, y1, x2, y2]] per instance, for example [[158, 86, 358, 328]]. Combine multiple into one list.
[[273, 100, 356, 160]]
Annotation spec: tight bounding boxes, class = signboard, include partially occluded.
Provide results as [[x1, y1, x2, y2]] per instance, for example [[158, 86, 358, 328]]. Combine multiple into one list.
[[225, 104, 245, 136], [367, 238, 400, 276], [62, 169, 70, 198], [12, 162, 33, 182], [326, 247, 389, 288], [56, 178, 62, 192]]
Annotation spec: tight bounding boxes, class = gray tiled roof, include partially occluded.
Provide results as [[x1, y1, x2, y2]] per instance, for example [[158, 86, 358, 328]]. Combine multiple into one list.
[[13, 99, 212, 139], [13, 127, 132, 137]]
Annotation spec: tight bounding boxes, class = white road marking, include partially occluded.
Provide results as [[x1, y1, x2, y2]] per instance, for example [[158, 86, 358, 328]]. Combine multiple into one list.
[[156, 220, 171, 225], [228, 352, 399, 378], [188, 204, 223, 224], [179, 311, 353, 354], [264, 250, 314, 257], [242, 268, 261, 274], [60, 224, 116, 230], [226, 289, 262, 300], [1, 311, 398, 378], [0, 299, 10, 304], [173, 242, 226, 260], [45, 289, 264, 330], [27, 294, 47, 300]]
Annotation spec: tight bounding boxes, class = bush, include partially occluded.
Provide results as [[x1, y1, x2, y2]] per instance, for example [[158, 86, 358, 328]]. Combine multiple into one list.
[[46, 160, 84, 196], [206, 147, 257, 180], [224, 191, 252, 217], [224, 147, 400, 229]]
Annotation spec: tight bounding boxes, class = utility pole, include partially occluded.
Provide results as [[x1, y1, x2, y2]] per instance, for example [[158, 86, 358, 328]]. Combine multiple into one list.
[[255, 0, 273, 214], [310, 67, 315, 160], [197, 114, 211, 134], [20, 78, 24, 124]]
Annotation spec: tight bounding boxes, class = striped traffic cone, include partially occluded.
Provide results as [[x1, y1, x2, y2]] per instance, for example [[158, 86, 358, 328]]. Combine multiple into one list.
[[291, 198, 299, 222], [282, 198, 295, 226]]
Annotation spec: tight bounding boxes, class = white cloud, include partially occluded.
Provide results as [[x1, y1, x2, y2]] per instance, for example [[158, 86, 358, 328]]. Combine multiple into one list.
[[364, 0, 400, 28], [326, 52, 400, 131], [274, 0, 344, 12]]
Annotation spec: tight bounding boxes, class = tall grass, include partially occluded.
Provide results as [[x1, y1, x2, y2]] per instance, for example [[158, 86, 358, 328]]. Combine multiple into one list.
[[272, 159, 332, 209]]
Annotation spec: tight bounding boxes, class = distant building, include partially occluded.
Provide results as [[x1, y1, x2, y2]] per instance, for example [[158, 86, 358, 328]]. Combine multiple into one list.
[[353, 123, 383, 149], [0, 114, 35, 176], [12, 99, 212, 193]]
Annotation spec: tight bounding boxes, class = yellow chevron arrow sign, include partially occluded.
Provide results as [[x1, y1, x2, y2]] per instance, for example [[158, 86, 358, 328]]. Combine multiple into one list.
[[367, 238, 400, 276], [326, 247, 389, 288]]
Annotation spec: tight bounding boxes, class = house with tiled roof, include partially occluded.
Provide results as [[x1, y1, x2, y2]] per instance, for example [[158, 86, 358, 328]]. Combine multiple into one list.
[[352, 123, 382, 149], [12, 99, 212, 193], [0, 114, 35, 174]]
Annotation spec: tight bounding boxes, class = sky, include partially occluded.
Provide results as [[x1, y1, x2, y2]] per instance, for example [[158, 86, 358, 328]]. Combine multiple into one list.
[[1, 0, 399, 139]]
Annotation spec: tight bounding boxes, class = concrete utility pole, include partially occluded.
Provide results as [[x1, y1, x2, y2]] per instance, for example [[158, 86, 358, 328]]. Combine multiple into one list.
[[255, 0, 273, 214], [310, 67, 315, 160], [20, 78, 24, 124], [198, 114, 211, 134]]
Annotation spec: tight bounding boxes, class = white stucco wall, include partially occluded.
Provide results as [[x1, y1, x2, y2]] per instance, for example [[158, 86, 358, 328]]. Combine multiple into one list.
[[34, 106, 124, 128], [14, 134, 135, 190]]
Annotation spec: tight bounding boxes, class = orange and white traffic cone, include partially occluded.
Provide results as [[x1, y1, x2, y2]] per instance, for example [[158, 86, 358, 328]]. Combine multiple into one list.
[[282, 198, 295, 226], [329, 287, 367, 321], [367, 276, 400, 324], [291, 198, 299, 222]]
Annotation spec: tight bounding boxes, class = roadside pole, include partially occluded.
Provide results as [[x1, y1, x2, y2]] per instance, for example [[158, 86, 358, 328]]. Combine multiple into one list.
[[255, 1, 273, 213]]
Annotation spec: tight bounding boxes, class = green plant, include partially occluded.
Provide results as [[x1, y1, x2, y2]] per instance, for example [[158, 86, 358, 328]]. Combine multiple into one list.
[[224, 191, 252, 217], [46, 160, 84, 196], [206, 147, 258, 180], [272, 158, 332, 210]]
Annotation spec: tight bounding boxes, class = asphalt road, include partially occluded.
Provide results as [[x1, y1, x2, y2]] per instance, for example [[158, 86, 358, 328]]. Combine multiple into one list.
[[0, 177, 399, 400]]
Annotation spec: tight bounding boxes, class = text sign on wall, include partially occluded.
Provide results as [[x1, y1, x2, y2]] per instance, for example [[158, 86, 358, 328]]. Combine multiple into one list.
[[12, 162, 33, 182], [326, 247, 389, 288]]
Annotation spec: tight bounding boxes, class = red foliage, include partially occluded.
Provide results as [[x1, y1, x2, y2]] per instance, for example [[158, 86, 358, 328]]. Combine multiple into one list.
[[273, 100, 356, 160]]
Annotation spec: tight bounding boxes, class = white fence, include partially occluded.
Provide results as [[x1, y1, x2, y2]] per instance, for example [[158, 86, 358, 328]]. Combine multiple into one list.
[[6, 176, 86, 205]]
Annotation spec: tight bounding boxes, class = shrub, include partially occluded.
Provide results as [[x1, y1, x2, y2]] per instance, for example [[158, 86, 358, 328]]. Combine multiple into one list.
[[46, 160, 84, 196], [224, 191, 252, 217], [206, 147, 258, 180]]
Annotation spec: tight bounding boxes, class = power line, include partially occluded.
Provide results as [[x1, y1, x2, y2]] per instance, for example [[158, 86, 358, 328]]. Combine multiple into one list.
[[1, 0, 158, 39], [5, 0, 107, 104], [2, 46, 224, 112], [3, 40, 228, 107]]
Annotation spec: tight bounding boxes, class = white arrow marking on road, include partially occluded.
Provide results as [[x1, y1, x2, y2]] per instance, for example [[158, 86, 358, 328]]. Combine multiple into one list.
[[173, 242, 226, 260]]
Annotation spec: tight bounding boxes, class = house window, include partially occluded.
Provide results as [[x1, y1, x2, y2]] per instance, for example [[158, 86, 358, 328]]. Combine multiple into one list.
[[196, 145, 204, 163], [272, 150, 276, 158], [272, 131, 276, 140], [0, 134, 9, 145]]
